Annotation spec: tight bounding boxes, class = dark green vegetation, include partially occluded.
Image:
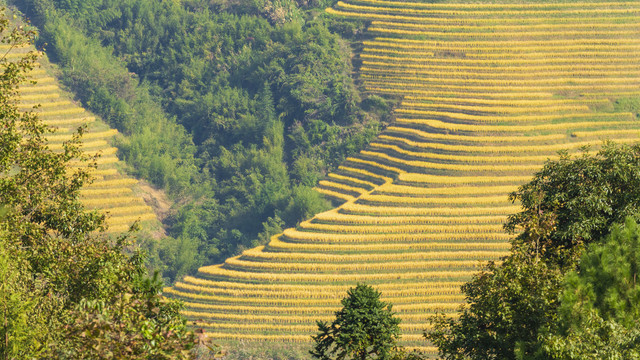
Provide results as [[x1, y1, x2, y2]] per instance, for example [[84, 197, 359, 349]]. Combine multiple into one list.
[[427, 143, 640, 360], [542, 218, 640, 359], [0, 13, 202, 359], [11, 0, 383, 281], [311, 284, 401, 360]]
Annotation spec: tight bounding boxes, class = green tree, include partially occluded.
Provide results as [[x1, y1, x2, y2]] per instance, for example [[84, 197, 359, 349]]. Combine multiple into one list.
[[540, 217, 640, 360], [0, 231, 44, 359], [427, 143, 640, 360], [426, 252, 563, 360], [0, 9, 199, 359], [311, 284, 401, 360], [506, 143, 640, 266]]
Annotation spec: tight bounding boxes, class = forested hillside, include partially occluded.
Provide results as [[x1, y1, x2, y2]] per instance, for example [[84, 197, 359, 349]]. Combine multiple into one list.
[[12, 0, 387, 281]]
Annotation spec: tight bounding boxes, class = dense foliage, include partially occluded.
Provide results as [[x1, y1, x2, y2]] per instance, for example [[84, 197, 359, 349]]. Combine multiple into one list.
[[540, 217, 640, 360], [427, 254, 564, 360], [427, 143, 640, 360], [12, 0, 382, 281], [311, 284, 401, 360], [505, 143, 640, 266], [0, 13, 198, 359]]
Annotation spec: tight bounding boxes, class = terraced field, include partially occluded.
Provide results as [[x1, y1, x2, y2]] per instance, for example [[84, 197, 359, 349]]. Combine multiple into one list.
[[4, 44, 160, 234], [169, 1, 640, 356]]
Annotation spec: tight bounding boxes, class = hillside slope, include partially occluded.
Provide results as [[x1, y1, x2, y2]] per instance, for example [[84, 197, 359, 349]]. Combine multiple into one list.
[[10, 0, 386, 276], [167, 1, 640, 356], [2, 43, 162, 234]]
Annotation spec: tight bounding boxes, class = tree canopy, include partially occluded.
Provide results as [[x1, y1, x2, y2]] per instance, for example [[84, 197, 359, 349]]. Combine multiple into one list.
[[540, 217, 640, 360], [0, 9, 199, 359], [311, 284, 402, 360], [427, 143, 640, 360], [505, 143, 640, 266]]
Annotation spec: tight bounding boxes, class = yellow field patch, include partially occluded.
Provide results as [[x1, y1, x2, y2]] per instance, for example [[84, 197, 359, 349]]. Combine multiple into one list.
[[280, 229, 512, 243]]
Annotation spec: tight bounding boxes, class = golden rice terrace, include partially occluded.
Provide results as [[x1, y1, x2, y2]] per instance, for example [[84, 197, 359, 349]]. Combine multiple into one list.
[[2, 44, 160, 234], [167, 1, 640, 356]]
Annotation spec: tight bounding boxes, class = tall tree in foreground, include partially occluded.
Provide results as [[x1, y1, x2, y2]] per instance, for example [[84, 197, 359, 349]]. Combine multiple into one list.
[[505, 144, 640, 266], [426, 252, 564, 360], [540, 217, 640, 360], [311, 284, 401, 360], [0, 8, 199, 359], [427, 143, 640, 360]]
